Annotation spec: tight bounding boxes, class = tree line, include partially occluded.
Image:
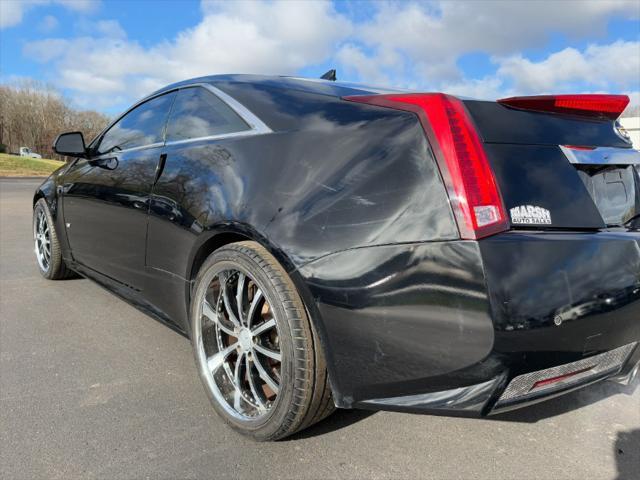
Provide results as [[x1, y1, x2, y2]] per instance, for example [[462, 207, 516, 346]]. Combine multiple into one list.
[[0, 81, 111, 160]]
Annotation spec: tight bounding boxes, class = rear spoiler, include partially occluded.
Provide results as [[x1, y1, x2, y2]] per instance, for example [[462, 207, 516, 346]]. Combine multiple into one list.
[[497, 94, 629, 121]]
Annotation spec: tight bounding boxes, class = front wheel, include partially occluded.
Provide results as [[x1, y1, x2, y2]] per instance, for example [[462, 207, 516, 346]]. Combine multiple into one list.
[[190, 241, 334, 441], [33, 198, 74, 280]]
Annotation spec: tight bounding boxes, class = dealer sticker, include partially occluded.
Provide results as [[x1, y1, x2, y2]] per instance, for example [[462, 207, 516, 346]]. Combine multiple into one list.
[[510, 205, 552, 225]]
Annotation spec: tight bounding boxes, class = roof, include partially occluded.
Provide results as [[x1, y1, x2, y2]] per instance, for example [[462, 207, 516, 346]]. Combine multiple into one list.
[[150, 74, 407, 99]]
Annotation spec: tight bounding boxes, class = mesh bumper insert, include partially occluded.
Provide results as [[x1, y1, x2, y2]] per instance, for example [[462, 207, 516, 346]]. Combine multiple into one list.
[[495, 342, 637, 408]]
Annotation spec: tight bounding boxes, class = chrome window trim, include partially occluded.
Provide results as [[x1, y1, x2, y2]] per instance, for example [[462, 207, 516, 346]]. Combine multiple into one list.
[[90, 82, 272, 154], [164, 129, 264, 147], [560, 145, 640, 165], [93, 142, 165, 157]]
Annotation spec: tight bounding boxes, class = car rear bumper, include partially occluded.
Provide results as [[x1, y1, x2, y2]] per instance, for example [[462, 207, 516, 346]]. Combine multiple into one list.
[[357, 342, 639, 415], [296, 230, 640, 414]]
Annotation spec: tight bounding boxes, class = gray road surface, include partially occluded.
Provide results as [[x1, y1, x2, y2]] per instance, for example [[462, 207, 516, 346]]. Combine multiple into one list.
[[1, 178, 638, 480]]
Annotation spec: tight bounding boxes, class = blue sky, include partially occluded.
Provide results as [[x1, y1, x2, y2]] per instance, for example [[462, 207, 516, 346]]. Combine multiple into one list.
[[1, 0, 638, 114]]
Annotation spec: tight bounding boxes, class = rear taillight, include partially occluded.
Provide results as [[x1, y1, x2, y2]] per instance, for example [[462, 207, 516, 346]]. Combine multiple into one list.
[[344, 93, 508, 239], [498, 94, 629, 121]]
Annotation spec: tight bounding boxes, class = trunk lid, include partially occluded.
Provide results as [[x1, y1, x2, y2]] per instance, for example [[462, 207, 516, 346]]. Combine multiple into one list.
[[465, 98, 640, 231]]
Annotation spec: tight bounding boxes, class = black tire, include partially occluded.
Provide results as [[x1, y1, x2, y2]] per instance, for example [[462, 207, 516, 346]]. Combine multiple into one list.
[[33, 198, 74, 280], [190, 241, 334, 441]]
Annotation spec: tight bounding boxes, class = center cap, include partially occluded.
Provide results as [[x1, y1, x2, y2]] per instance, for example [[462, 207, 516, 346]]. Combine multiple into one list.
[[238, 328, 252, 352]]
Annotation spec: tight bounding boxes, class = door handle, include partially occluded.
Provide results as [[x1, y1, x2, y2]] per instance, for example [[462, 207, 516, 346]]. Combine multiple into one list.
[[154, 153, 167, 184], [90, 157, 118, 170]]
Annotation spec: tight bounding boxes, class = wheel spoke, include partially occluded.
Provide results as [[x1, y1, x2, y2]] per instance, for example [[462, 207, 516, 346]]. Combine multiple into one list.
[[253, 342, 281, 362], [221, 274, 241, 327], [206, 342, 237, 373], [246, 355, 266, 410], [251, 318, 276, 337], [252, 354, 279, 394], [246, 289, 263, 328], [233, 352, 245, 411], [202, 300, 235, 336], [235, 272, 246, 326]]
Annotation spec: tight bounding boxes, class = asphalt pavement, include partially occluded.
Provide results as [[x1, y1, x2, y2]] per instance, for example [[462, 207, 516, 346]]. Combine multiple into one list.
[[1, 178, 638, 480]]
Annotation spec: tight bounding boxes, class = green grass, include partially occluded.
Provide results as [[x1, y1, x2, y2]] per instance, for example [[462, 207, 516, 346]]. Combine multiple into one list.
[[0, 153, 65, 177]]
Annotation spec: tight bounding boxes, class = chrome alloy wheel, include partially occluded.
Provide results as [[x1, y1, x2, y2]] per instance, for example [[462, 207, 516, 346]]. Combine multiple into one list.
[[34, 209, 51, 272], [195, 269, 282, 421]]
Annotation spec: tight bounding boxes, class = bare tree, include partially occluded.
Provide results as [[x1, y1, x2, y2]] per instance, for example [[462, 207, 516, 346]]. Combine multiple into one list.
[[0, 80, 111, 159]]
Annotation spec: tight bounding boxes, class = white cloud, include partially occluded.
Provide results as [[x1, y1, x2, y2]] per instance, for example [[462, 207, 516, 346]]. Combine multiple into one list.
[[434, 40, 640, 108], [38, 14, 59, 33], [19, 0, 640, 110], [168, 1, 351, 76], [24, 1, 351, 108], [1, 0, 44, 28], [336, 44, 394, 85], [56, 0, 99, 13], [0, 0, 99, 29], [92, 20, 127, 40], [496, 40, 640, 93], [441, 76, 507, 100], [342, 0, 638, 86]]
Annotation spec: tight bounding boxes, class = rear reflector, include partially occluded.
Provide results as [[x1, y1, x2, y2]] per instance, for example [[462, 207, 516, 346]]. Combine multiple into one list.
[[344, 93, 508, 239], [529, 366, 594, 391], [498, 94, 629, 121]]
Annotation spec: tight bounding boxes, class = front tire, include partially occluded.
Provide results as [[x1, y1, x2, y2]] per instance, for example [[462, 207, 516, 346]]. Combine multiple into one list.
[[190, 241, 334, 441], [33, 198, 73, 280]]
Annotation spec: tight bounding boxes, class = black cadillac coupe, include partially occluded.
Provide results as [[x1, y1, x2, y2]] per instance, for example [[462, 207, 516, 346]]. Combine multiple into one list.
[[35, 74, 640, 440]]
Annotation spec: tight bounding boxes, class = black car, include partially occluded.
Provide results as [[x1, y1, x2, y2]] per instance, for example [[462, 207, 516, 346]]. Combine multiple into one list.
[[35, 75, 640, 440]]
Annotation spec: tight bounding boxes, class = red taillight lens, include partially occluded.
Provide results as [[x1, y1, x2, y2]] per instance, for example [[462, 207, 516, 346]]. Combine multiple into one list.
[[344, 93, 508, 239], [498, 94, 629, 121]]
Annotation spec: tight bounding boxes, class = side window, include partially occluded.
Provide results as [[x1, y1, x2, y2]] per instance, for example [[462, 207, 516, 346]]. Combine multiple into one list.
[[97, 92, 175, 154], [166, 87, 250, 142]]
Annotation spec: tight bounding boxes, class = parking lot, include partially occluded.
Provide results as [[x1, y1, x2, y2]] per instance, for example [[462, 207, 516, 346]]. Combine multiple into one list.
[[1, 178, 638, 480]]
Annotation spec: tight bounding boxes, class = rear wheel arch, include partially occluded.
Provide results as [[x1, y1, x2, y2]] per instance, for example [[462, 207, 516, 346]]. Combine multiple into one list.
[[188, 231, 251, 284], [187, 229, 311, 327], [188, 227, 300, 285]]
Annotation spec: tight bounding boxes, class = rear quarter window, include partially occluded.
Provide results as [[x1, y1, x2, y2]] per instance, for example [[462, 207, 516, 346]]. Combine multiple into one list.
[[166, 87, 250, 141]]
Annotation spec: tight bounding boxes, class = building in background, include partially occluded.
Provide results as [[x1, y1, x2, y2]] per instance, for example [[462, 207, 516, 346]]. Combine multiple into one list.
[[619, 116, 640, 150]]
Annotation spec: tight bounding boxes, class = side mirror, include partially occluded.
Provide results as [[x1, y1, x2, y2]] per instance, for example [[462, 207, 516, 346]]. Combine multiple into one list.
[[53, 132, 87, 157]]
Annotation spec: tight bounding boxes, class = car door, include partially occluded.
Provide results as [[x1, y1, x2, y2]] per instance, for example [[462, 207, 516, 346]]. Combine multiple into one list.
[[61, 91, 176, 290], [144, 85, 257, 324]]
